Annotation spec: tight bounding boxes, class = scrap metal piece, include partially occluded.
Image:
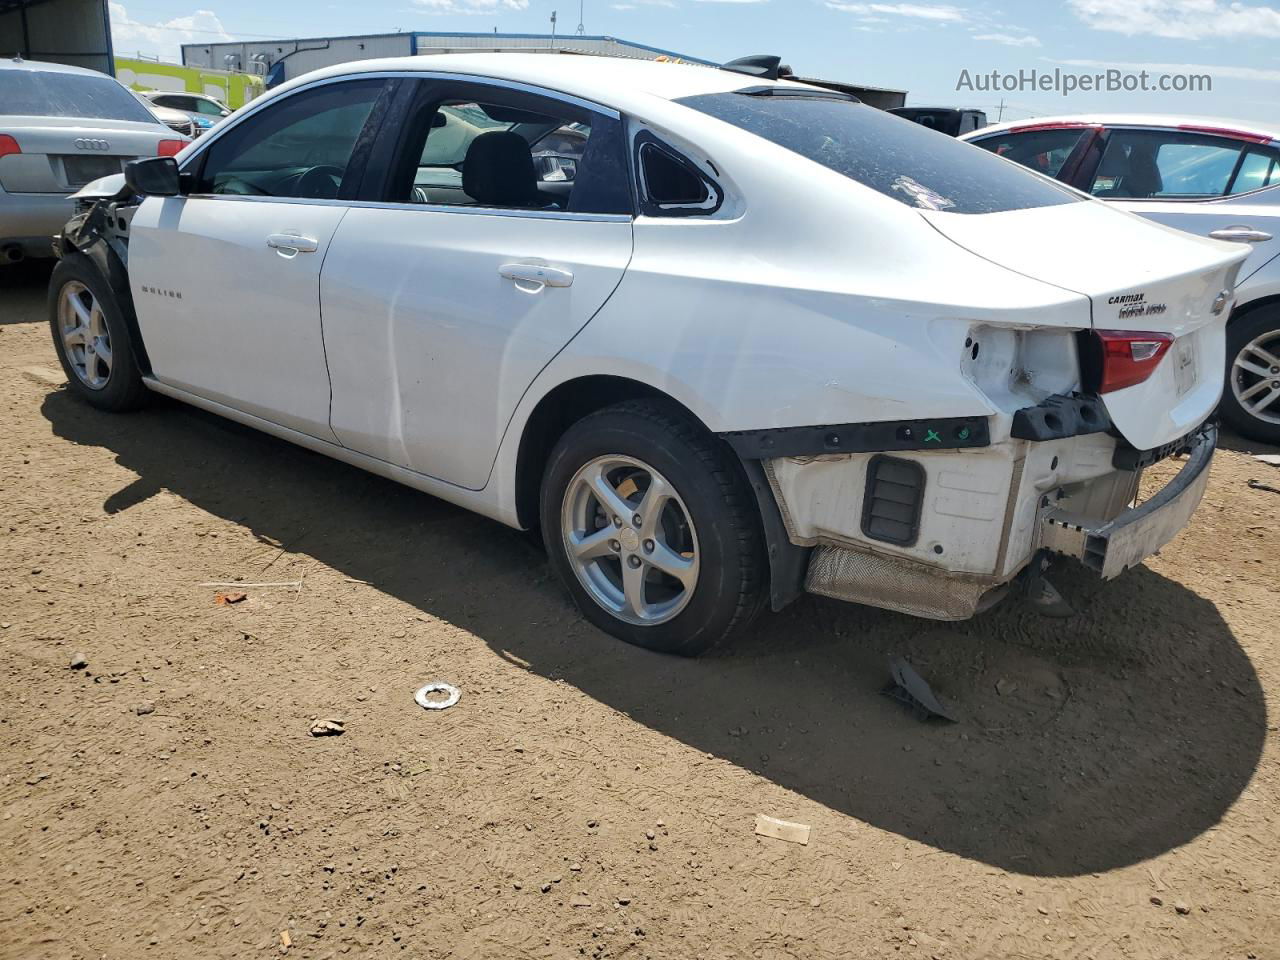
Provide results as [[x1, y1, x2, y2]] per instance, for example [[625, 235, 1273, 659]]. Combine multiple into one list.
[[883, 656, 957, 723], [414, 682, 461, 711]]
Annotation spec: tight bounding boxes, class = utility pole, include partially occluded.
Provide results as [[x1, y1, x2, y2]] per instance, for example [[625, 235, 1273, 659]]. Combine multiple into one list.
[[550, 10, 557, 46], [576, 0, 585, 35], [997, 98, 1005, 122]]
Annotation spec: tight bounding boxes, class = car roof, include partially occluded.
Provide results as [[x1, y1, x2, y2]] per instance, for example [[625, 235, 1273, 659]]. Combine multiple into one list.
[[294, 52, 795, 109], [0, 56, 109, 77], [967, 113, 1280, 143]]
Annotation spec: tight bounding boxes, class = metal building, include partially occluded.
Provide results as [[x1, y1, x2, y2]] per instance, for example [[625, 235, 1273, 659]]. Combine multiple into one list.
[[181, 31, 906, 107], [0, 0, 114, 74]]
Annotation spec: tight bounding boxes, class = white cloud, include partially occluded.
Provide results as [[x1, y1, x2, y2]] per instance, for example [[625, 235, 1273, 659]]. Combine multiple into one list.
[[412, 0, 529, 13], [109, 3, 233, 62], [1052, 56, 1280, 84], [973, 31, 1041, 46], [1067, 0, 1280, 40], [826, 2, 965, 20]]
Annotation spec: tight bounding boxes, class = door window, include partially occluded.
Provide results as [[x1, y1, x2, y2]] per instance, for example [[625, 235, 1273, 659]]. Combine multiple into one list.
[[379, 82, 631, 215], [1089, 129, 1280, 199], [971, 128, 1087, 180], [194, 98, 226, 117], [193, 79, 386, 199]]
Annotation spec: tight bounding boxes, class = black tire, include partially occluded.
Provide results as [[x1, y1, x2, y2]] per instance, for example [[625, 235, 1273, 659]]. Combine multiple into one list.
[[540, 399, 768, 656], [47, 253, 149, 412], [1221, 306, 1280, 445]]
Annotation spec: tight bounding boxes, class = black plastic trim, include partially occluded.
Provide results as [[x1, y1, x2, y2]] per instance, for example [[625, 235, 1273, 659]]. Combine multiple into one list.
[[1010, 392, 1111, 441], [720, 416, 989, 459], [1112, 422, 1208, 471], [737, 457, 809, 613]]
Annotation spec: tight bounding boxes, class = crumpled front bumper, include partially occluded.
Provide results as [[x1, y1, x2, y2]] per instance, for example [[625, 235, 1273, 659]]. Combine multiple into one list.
[[1039, 423, 1216, 579]]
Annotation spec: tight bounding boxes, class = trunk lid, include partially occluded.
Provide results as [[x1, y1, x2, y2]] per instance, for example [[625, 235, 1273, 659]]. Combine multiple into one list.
[[0, 117, 175, 194], [922, 200, 1250, 450]]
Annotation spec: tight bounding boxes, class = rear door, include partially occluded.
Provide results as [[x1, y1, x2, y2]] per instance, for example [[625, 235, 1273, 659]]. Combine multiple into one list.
[[321, 78, 634, 490], [130, 77, 392, 439], [1078, 127, 1280, 285]]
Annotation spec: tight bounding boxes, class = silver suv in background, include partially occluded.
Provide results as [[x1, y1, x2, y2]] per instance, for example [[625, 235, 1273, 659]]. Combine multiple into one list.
[[0, 57, 187, 263], [963, 115, 1280, 444]]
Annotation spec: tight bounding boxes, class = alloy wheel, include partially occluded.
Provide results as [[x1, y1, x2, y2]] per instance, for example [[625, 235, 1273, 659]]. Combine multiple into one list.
[[561, 455, 700, 626], [58, 281, 112, 390]]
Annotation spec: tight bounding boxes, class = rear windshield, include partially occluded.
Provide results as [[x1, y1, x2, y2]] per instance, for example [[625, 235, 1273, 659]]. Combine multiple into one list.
[[676, 91, 1079, 215], [2, 70, 156, 123]]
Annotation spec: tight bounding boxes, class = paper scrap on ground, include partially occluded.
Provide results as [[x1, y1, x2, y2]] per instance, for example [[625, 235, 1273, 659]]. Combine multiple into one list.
[[755, 814, 811, 845]]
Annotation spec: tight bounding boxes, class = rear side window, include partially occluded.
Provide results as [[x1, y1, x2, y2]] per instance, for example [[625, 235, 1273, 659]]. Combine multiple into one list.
[[972, 128, 1088, 180], [1231, 149, 1280, 194], [676, 91, 1078, 214], [2, 71, 156, 123]]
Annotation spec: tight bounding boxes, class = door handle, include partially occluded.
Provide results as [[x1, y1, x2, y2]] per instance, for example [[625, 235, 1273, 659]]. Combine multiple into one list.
[[266, 233, 319, 256], [499, 262, 574, 291], [1208, 225, 1273, 244]]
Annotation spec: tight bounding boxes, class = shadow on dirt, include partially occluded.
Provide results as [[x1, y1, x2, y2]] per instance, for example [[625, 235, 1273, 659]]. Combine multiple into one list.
[[0, 260, 53, 326], [43, 388, 1267, 878]]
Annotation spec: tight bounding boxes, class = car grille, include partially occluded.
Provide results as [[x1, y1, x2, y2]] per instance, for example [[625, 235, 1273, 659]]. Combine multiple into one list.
[[61, 155, 126, 186]]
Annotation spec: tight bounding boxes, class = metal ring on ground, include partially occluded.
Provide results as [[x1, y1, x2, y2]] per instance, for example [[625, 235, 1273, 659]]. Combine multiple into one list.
[[414, 682, 461, 710]]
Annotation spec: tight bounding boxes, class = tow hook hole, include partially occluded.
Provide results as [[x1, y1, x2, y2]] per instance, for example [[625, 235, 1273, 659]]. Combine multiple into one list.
[[932, 544, 944, 555], [1051, 455, 1059, 470]]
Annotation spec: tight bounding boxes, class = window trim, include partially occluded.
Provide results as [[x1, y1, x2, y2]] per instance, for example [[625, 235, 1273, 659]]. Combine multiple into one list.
[[633, 130, 723, 218]]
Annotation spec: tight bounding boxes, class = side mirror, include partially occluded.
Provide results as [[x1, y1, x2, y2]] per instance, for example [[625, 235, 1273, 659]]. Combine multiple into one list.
[[125, 156, 182, 197]]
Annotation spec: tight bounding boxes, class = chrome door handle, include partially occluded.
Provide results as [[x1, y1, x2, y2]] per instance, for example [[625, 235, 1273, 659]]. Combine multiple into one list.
[[499, 262, 574, 291], [1208, 225, 1273, 243], [266, 233, 319, 255]]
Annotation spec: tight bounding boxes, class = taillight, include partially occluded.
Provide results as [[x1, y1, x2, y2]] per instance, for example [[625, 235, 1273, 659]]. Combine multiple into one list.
[[0, 135, 21, 158], [1084, 329, 1175, 394], [157, 139, 186, 157]]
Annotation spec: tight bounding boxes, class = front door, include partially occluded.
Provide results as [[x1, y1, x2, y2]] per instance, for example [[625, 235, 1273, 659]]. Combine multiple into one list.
[[129, 77, 391, 439], [321, 80, 635, 490]]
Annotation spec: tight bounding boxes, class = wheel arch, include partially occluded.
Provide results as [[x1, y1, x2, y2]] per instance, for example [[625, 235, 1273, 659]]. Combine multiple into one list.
[[511, 373, 809, 613], [1230, 293, 1280, 327], [57, 224, 151, 376]]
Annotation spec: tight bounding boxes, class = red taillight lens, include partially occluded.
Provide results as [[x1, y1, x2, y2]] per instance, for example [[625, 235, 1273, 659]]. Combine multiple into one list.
[[157, 139, 186, 157], [0, 135, 21, 158], [1092, 329, 1174, 394]]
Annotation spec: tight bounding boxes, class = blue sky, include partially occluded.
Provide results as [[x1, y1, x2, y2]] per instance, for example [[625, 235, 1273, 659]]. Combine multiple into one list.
[[109, 0, 1280, 126]]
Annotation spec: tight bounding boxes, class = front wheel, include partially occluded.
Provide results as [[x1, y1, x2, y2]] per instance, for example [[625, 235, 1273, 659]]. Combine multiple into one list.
[[48, 254, 149, 412], [540, 400, 767, 656]]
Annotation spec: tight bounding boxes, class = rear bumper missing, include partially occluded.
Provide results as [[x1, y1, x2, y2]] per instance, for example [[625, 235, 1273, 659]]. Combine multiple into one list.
[[1039, 423, 1216, 579]]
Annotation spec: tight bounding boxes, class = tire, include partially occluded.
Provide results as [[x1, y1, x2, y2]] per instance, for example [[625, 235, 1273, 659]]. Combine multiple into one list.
[[540, 399, 767, 656], [48, 253, 149, 412], [1221, 306, 1280, 445]]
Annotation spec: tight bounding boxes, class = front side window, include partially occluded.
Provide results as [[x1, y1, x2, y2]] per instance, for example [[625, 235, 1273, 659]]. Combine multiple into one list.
[[1090, 129, 1278, 198], [194, 79, 385, 199], [382, 82, 630, 215], [972, 128, 1088, 181], [3, 71, 156, 123], [677, 90, 1079, 214]]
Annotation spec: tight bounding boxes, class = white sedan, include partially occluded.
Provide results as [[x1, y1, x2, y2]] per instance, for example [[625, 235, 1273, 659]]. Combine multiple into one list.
[[49, 54, 1247, 654]]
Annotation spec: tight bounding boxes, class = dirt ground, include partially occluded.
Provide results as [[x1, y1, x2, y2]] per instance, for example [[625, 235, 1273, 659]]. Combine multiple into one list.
[[2, 261, 1278, 960]]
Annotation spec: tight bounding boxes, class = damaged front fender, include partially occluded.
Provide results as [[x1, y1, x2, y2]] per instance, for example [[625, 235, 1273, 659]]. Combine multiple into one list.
[[54, 179, 150, 375]]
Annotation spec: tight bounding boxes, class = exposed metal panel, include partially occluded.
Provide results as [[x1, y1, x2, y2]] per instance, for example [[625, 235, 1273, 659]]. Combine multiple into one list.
[[0, 0, 112, 74]]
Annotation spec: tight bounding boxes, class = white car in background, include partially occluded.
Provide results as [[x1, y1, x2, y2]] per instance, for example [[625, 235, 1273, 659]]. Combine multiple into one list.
[[0, 57, 188, 263], [49, 56, 1246, 654], [964, 115, 1280, 444]]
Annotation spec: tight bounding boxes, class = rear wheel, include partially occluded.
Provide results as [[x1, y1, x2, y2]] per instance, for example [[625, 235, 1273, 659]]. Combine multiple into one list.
[[1222, 307, 1280, 445], [48, 255, 149, 412], [540, 400, 767, 656]]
